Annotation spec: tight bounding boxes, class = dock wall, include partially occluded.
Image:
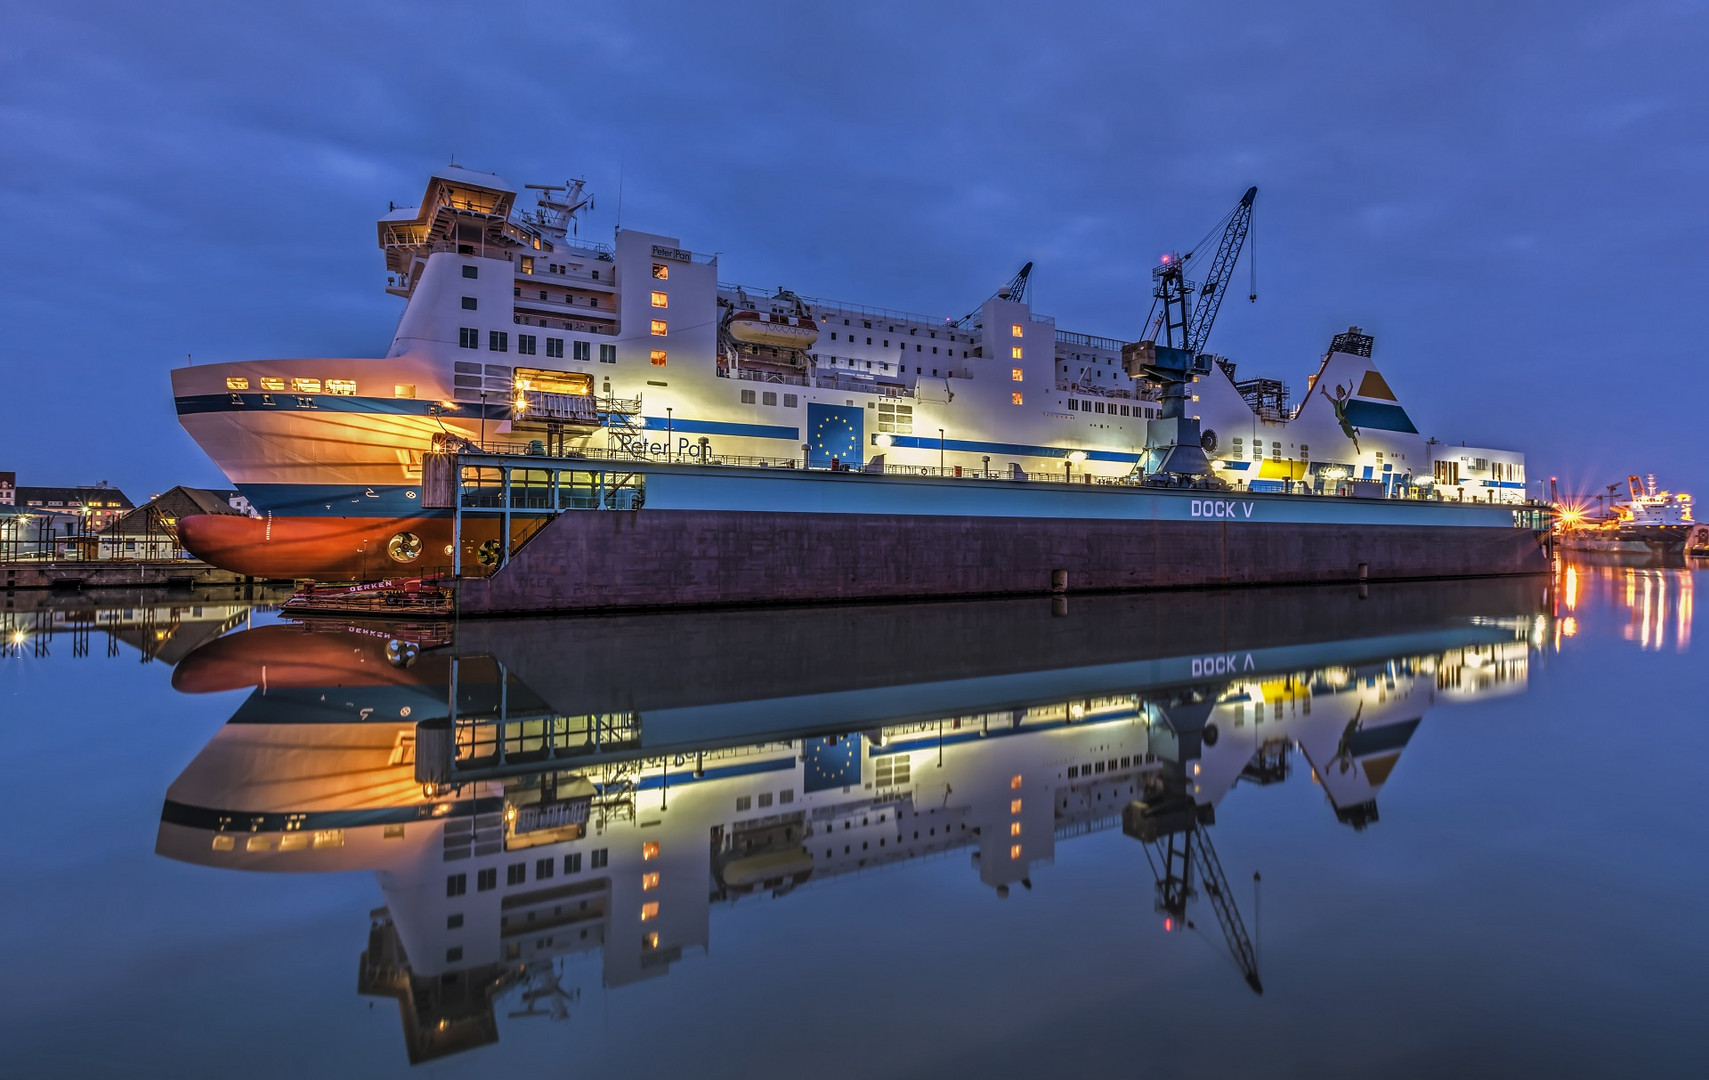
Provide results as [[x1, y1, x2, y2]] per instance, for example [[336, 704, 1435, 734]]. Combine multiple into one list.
[[456, 508, 1549, 615]]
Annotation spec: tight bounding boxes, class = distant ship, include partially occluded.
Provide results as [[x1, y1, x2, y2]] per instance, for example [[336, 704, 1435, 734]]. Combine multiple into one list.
[[1558, 474, 1707, 557]]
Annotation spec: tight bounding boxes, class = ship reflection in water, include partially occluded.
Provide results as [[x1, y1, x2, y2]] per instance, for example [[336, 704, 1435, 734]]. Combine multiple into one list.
[[159, 581, 1545, 1064]]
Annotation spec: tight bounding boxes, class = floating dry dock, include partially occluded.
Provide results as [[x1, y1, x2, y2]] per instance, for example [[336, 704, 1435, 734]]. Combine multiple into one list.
[[417, 448, 1551, 616]]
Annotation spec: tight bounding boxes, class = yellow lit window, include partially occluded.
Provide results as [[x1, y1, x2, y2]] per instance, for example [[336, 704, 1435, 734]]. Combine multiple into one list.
[[642, 842, 660, 860], [1011, 323, 1023, 337], [1011, 368, 1023, 382], [1009, 822, 1022, 837], [325, 379, 357, 395], [642, 872, 660, 891], [1010, 775, 1022, 790], [650, 291, 668, 308], [650, 349, 668, 367], [521, 256, 534, 274], [531, 236, 541, 250], [1010, 799, 1022, 815], [225, 376, 249, 390], [650, 319, 668, 336], [643, 932, 659, 950], [210, 835, 234, 852], [291, 378, 321, 393], [260, 377, 285, 391], [1011, 346, 1023, 360], [1011, 392, 1023, 406], [652, 263, 669, 280], [1010, 844, 1022, 860], [394, 383, 416, 399], [640, 902, 659, 922]]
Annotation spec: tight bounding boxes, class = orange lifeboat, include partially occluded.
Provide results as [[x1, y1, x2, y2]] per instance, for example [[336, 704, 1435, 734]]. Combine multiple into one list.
[[728, 310, 819, 349]]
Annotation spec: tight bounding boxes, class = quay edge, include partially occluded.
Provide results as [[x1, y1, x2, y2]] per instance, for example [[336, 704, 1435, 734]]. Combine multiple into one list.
[[451, 465, 1551, 616]]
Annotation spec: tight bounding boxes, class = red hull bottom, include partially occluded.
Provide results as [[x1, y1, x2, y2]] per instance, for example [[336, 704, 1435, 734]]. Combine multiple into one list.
[[178, 513, 546, 582]]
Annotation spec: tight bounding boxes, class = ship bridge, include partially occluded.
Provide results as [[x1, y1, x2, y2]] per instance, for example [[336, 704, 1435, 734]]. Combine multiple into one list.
[[377, 167, 526, 282]]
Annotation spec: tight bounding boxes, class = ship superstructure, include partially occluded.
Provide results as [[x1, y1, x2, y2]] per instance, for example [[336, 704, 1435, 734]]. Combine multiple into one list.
[[171, 167, 1532, 581]]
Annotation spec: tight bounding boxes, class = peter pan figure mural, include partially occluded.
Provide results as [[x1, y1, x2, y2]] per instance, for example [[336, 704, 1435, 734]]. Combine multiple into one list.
[[1322, 382, 1361, 454]]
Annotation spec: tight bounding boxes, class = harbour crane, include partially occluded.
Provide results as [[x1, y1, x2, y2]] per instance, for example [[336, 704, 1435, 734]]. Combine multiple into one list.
[[1143, 186, 1257, 357], [956, 262, 1033, 327], [1125, 187, 1256, 480]]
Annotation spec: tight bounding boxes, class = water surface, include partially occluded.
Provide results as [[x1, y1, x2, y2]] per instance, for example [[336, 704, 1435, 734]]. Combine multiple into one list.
[[1, 560, 1703, 1078]]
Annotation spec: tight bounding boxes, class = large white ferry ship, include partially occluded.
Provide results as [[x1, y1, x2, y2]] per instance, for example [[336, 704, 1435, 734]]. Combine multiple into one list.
[[171, 167, 1532, 582]]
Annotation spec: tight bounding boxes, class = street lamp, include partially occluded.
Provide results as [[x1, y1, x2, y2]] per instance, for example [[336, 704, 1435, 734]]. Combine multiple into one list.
[[666, 407, 673, 462], [1066, 450, 1086, 483], [938, 428, 945, 474], [479, 390, 488, 448]]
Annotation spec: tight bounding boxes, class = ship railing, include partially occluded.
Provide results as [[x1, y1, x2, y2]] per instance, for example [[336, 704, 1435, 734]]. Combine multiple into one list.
[[1056, 329, 1129, 353], [735, 368, 810, 387]]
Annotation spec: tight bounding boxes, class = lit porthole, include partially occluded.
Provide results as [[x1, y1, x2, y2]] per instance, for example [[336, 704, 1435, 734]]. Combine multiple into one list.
[[386, 531, 423, 563]]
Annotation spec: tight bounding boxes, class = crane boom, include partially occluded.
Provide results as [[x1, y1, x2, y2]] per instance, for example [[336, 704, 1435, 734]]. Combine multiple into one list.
[[1185, 186, 1257, 355]]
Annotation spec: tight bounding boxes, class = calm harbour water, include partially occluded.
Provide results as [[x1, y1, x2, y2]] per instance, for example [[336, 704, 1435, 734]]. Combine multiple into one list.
[[2, 555, 1704, 1079]]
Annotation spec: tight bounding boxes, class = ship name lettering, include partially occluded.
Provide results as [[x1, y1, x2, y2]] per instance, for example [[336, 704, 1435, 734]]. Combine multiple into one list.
[[1191, 652, 1255, 677], [650, 244, 691, 262], [1190, 499, 1257, 519]]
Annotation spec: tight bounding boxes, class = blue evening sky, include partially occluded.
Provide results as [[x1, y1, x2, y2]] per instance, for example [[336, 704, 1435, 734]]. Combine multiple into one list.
[[3, 1, 1705, 503]]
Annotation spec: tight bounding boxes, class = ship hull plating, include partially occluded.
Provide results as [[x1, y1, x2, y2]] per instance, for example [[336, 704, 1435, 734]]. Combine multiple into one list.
[[458, 505, 1548, 614]]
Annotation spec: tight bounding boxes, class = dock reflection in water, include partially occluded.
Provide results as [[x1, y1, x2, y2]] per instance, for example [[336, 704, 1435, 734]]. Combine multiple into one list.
[[159, 581, 1544, 1065]]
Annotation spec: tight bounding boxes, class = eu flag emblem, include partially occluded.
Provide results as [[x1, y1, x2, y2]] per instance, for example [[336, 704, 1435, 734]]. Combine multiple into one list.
[[803, 733, 863, 792], [807, 402, 864, 468]]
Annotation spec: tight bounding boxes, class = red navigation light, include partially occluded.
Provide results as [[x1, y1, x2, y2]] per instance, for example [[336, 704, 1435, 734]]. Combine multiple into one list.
[[1163, 917, 1174, 932], [1159, 254, 1171, 264]]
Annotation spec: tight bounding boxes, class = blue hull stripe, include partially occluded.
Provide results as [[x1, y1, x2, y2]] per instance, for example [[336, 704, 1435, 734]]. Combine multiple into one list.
[[1342, 399, 1419, 434], [238, 483, 432, 516], [881, 434, 1140, 464]]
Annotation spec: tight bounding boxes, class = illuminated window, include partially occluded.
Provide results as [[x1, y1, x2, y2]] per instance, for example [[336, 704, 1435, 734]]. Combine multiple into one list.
[[260, 377, 285, 391], [1011, 323, 1023, 337], [640, 902, 659, 922], [652, 263, 669, 280], [650, 319, 668, 336], [1010, 799, 1022, 814], [395, 384, 416, 399], [1011, 368, 1023, 382], [325, 379, 357, 395], [225, 377, 249, 390], [1011, 392, 1023, 406], [651, 291, 668, 308], [521, 256, 534, 274], [210, 835, 234, 852], [1010, 775, 1022, 790], [642, 841, 660, 860], [1011, 346, 1023, 360], [650, 349, 667, 367], [642, 872, 660, 891], [1010, 844, 1023, 860], [290, 378, 321, 393], [1009, 822, 1022, 837], [642, 932, 660, 950]]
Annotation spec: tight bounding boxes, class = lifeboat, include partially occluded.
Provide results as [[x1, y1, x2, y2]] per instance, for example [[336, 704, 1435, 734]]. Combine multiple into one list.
[[728, 310, 819, 349]]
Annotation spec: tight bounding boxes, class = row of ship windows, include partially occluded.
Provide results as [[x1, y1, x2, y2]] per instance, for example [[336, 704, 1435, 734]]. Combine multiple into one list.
[[733, 789, 795, 812], [837, 318, 968, 343], [738, 390, 799, 407], [459, 329, 619, 362], [1066, 756, 1139, 778], [1068, 399, 1158, 418], [444, 847, 612, 896], [822, 357, 954, 377], [224, 377, 355, 394], [828, 332, 968, 357]]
